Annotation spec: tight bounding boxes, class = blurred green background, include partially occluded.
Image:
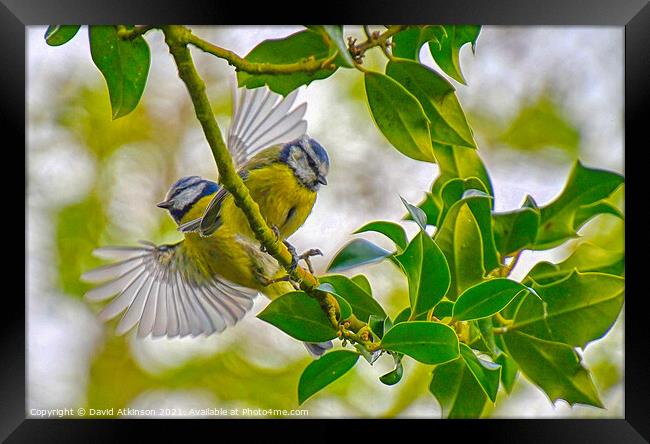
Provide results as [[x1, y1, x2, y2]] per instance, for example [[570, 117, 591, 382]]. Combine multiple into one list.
[[27, 25, 624, 418]]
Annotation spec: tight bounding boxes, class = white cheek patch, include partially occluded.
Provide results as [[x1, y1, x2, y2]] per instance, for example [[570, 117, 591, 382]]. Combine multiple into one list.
[[172, 185, 204, 210]]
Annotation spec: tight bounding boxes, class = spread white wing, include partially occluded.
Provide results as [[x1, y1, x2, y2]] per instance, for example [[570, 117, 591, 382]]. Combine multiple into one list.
[[82, 242, 258, 338], [227, 86, 308, 168]]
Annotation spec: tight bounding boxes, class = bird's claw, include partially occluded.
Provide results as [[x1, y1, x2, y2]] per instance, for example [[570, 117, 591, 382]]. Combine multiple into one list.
[[284, 241, 323, 275], [261, 225, 282, 253]]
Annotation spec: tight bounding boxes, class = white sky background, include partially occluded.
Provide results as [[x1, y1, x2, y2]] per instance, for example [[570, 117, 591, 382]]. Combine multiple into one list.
[[27, 26, 623, 418]]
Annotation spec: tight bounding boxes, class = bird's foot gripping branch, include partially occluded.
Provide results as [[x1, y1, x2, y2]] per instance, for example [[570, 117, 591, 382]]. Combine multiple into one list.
[[47, 24, 624, 417]]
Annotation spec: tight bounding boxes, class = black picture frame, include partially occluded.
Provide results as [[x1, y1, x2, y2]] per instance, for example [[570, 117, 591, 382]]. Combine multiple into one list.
[[5, 0, 648, 441]]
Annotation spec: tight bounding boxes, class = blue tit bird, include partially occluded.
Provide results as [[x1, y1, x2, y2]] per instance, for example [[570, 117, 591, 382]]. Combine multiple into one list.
[[82, 86, 332, 356]]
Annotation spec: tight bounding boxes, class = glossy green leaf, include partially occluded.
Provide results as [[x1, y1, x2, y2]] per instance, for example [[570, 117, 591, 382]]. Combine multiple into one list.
[[430, 357, 487, 418], [394, 231, 450, 317], [392, 26, 446, 60], [573, 200, 623, 230], [428, 25, 481, 84], [379, 353, 404, 385], [315, 283, 353, 321], [89, 25, 151, 119], [433, 142, 494, 201], [45, 25, 81, 46], [433, 300, 454, 319], [400, 196, 429, 231], [493, 196, 541, 256], [453, 279, 528, 321], [503, 331, 603, 407], [318, 275, 387, 322], [407, 192, 441, 228], [534, 161, 624, 249], [387, 59, 476, 148], [476, 317, 498, 357], [351, 274, 372, 295], [459, 344, 501, 402], [308, 25, 355, 68], [393, 307, 427, 324], [257, 291, 338, 342], [511, 271, 624, 348], [298, 350, 359, 404], [368, 314, 392, 340], [364, 72, 435, 163], [495, 351, 519, 394], [381, 321, 459, 365], [327, 238, 392, 272], [434, 195, 490, 300], [237, 30, 339, 96], [354, 221, 408, 251], [526, 242, 624, 285]]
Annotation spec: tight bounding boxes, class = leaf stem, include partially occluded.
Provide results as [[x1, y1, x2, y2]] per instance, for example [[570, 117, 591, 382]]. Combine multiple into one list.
[[116, 25, 155, 40]]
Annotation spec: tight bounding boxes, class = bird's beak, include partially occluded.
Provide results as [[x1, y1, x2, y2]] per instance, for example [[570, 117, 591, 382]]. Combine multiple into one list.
[[157, 200, 172, 209], [317, 176, 328, 186]]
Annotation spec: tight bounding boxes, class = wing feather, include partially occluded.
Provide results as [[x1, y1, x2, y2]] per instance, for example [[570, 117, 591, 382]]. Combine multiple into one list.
[[83, 242, 258, 338], [226, 87, 308, 168]]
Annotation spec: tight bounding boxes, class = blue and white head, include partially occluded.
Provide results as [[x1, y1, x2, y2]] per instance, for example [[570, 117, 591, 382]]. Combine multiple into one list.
[[280, 136, 330, 192], [157, 176, 219, 224]]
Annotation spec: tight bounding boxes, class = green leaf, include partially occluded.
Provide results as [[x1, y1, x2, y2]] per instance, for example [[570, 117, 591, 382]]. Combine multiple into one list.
[[45, 25, 81, 46], [394, 231, 450, 317], [257, 291, 338, 342], [354, 221, 408, 251], [386, 59, 476, 148], [351, 274, 373, 295], [503, 331, 603, 407], [381, 321, 459, 364], [430, 356, 487, 418], [307, 25, 354, 68], [298, 350, 359, 404], [327, 238, 392, 272], [459, 344, 501, 402], [400, 196, 429, 231], [364, 72, 435, 163], [573, 200, 623, 230], [534, 161, 624, 249], [393, 307, 427, 324], [407, 192, 441, 228], [432, 142, 494, 202], [495, 351, 519, 394], [434, 194, 491, 300], [315, 283, 353, 321], [526, 242, 624, 285], [379, 353, 404, 385], [453, 279, 528, 321], [318, 275, 387, 322], [392, 26, 446, 60], [237, 30, 339, 96], [88, 25, 151, 119], [493, 196, 541, 256], [512, 271, 624, 348], [428, 25, 481, 84], [433, 300, 454, 319]]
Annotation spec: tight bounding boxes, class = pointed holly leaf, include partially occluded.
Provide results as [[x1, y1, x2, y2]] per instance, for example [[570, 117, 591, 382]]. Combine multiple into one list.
[[459, 344, 501, 402], [318, 274, 386, 322], [298, 350, 359, 404], [351, 274, 372, 295], [387, 59, 476, 148], [257, 291, 338, 342], [381, 321, 459, 364], [573, 200, 623, 230], [364, 72, 435, 163], [400, 196, 429, 231], [406, 192, 441, 228], [526, 242, 624, 285], [392, 26, 446, 60], [89, 25, 151, 119], [533, 161, 624, 249], [354, 221, 408, 251], [430, 357, 487, 418], [428, 25, 481, 84], [394, 231, 450, 317], [432, 142, 494, 201], [453, 279, 528, 321], [503, 331, 603, 407], [45, 25, 81, 46], [493, 196, 541, 256], [512, 271, 624, 348], [327, 238, 392, 272], [237, 30, 340, 96]]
